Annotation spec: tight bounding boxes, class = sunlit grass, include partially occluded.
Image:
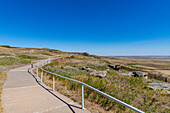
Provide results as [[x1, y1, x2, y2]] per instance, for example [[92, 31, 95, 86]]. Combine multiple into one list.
[[0, 70, 7, 113], [42, 56, 170, 113]]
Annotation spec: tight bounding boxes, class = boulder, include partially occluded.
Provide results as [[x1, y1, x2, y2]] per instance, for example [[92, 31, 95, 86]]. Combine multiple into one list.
[[132, 71, 148, 77], [147, 82, 170, 94], [90, 71, 107, 78], [81, 67, 95, 72], [119, 72, 134, 76], [108, 64, 121, 70]]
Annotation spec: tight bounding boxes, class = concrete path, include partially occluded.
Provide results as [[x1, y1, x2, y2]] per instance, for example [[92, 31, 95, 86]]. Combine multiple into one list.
[[2, 65, 90, 113]]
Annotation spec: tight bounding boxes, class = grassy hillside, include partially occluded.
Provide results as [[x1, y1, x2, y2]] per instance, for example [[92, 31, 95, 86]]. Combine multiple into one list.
[[39, 55, 170, 113]]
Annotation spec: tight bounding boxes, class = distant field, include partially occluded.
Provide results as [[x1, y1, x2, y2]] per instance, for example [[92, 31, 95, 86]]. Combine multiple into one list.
[[104, 56, 170, 79]]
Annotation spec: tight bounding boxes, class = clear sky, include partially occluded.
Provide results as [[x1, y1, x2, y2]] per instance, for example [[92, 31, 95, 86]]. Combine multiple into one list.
[[0, 0, 170, 56]]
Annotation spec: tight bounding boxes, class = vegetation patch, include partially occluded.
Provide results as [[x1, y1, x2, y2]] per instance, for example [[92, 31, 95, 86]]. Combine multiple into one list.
[[0, 57, 28, 65], [18, 55, 38, 59], [40, 52, 52, 56], [42, 67, 170, 112], [127, 63, 138, 65], [82, 52, 89, 56], [0, 53, 11, 56]]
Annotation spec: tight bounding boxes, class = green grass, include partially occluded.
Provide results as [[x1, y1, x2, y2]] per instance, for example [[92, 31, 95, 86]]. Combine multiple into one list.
[[0, 57, 29, 65], [40, 52, 52, 56], [18, 55, 38, 59], [127, 63, 138, 65], [0, 53, 11, 56]]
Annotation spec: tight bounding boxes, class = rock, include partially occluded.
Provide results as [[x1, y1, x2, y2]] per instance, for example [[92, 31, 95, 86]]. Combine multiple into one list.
[[90, 71, 107, 78], [108, 64, 121, 70], [118, 72, 134, 76], [106, 69, 110, 71], [147, 82, 170, 94], [81, 67, 95, 72], [132, 71, 148, 77], [165, 77, 168, 82], [118, 71, 148, 79]]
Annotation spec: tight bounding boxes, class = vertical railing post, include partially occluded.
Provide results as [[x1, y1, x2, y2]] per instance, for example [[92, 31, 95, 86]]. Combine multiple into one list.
[[36, 66, 38, 77], [31, 62, 33, 73], [41, 70, 43, 82], [49, 57, 51, 63], [82, 84, 85, 110], [53, 75, 55, 91]]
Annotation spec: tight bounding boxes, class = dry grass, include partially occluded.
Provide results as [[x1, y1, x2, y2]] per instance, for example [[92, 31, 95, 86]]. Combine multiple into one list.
[[103, 57, 170, 79], [0, 70, 7, 113], [39, 56, 170, 113]]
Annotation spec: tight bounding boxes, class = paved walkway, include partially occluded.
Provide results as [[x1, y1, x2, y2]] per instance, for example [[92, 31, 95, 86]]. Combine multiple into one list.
[[2, 65, 90, 113]]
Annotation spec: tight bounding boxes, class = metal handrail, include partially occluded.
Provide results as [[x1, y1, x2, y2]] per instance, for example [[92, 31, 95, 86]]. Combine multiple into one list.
[[31, 58, 144, 113]]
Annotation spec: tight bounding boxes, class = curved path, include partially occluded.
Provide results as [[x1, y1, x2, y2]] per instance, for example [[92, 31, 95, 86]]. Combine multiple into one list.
[[2, 65, 90, 113]]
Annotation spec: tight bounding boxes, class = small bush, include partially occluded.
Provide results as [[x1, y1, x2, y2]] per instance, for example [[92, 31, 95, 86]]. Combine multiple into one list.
[[82, 52, 89, 56]]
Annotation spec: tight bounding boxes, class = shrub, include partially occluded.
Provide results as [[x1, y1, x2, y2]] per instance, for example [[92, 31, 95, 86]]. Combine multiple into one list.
[[82, 52, 89, 56]]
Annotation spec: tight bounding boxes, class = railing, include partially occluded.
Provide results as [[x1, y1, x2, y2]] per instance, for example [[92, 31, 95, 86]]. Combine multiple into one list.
[[31, 58, 144, 113]]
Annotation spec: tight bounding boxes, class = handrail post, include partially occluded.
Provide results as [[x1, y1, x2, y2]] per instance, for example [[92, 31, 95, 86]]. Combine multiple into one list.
[[82, 84, 85, 110], [53, 75, 55, 91], [41, 70, 43, 82], [31, 62, 33, 73], [36, 66, 38, 77], [49, 57, 51, 63]]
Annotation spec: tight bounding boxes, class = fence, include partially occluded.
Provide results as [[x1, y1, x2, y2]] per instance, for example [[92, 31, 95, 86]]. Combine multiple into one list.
[[31, 58, 144, 113]]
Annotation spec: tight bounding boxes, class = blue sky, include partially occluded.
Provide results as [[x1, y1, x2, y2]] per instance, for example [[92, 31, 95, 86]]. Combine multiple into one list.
[[0, 0, 170, 56]]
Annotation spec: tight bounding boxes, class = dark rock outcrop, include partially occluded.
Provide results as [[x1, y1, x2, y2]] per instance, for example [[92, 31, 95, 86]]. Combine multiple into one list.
[[108, 64, 121, 70], [81, 67, 95, 72], [132, 71, 148, 77]]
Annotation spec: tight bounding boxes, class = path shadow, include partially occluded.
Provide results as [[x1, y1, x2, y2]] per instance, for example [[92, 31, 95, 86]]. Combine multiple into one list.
[[27, 68, 82, 113]]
